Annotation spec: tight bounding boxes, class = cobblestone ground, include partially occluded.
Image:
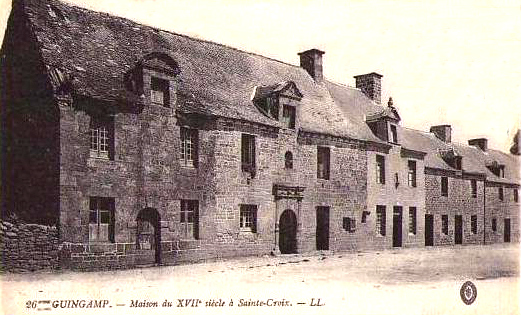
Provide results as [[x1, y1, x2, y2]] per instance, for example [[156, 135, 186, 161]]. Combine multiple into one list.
[[1, 243, 519, 315]]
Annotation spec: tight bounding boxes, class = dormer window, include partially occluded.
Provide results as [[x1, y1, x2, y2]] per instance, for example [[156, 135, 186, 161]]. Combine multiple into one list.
[[252, 81, 302, 128], [282, 105, 296, 129], [390, 124, 398, 144], [151, 77, 170, 107]]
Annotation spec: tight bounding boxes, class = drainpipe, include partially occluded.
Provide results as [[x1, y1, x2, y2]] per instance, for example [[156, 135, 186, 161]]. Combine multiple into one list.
[[483, 177, 486, 245]]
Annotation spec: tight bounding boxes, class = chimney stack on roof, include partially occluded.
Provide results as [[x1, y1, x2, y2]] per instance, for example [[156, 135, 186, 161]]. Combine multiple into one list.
[[430, 125, 452, 143], [298, 49, 325, 82], [354, 72, 383, 104], [468, 138, 488, 151]]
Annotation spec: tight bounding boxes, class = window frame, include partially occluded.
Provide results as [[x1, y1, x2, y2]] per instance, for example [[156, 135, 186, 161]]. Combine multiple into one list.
[[514, 189, 519, 203], [282, 104, 296, 129], [499, 186, 504, 201], [88, 196, 115, 243], [376, 155, 386, 184], [284, 151, 294, 169], [150, 76, 170, 107], [241, 134, 256, 175], [492, 217, 497, 233], [441, 176, 449, 197], [180, 199, 199, 240], [376, 205, 386, 236], [407, 160, 417, 187], [180, 127, 198, 168], [441, 215, 449, 235], [390, 124, 398, 144], [89, 114, 113, 160], [239, 204, 257, 233], [408, 207, 417, 235], [317, 146, 331, 180], [471, 215, 477, 235], [471, 179, 477, 198]]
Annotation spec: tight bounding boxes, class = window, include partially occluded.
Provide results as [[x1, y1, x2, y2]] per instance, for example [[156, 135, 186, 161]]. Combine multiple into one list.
[[390, 124, 398, 143], [361, 211, 370, 223], [264, 96, 279, 120], [180, 127, 198, 167], [492, 218, 497, 232], [90, 115, 113, 159], [284, 151, 293, 169], [454, 156, 462, 170], [515, 189, 519, 203], [239, 205, 257, 233], [180, 200, 199, 239], [241, 134, 256, 174], [471, 215, 477, 234], [441, 215, 448, 235], [471, 179, 477, 198], [408, 207, 417, 235], [150, 77, 169, 107], [499, 166, 505, 178], [499, 186, 504, 201], [343, 217, 356, 233], [441, 177, 448, 196], [376, 155, 385, 184], [376, 206, 386, 236], [408, 160, 417, 187], [89, 197, 115, 242], [317, 147, 330, 180], [282, 105, 296, 129]]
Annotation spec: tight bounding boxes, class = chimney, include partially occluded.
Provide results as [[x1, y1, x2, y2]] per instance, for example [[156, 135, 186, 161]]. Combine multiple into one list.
[[430, 125, 452, 143], [354, 72, 383, 104], [298, 49, 325, 82], [468, 138, 488, 151]]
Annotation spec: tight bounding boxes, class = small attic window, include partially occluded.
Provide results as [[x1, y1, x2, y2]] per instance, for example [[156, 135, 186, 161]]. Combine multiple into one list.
[[151, 77, 170, 107]]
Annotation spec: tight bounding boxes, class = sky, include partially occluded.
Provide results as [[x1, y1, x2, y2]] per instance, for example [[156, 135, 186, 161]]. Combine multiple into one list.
[[0, 0, 520, 151]]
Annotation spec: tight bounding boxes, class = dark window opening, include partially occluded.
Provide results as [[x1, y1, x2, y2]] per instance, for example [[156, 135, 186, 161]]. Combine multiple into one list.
[[89, 197, 115, 242], [454, 156, 462, 170], [151, 77, 170, 107], [441, 215, 448, 235], [471, 179, 477, 198], [376, 155, 386, 184], [343, 217, 356, 233], [499, 186, 504, 201], [492, 218, 497, 232], [515, 189, 519, 203], [390, 124, 398, 143], [376, 205, 386, 236], [180, 127, 198, 167], [441, 177, 448, 197], [90, 114, 114, 160], [317, 147, 330, 180], [409, 207, 417, 235], [241, 134, 256, 176], [180, 200, 199, 239], [240, 204, 257, 233], [471, 215, 477, 235], [264, 96, 279, 120], [408, 160, 417, 187], [361, 211, 370, 223], [284, 151, 294, 169], [282, 105, 296, 129]]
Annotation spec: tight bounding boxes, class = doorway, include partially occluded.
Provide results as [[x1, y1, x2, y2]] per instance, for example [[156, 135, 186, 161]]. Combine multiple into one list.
[[316, 206, 330, 250], [425, 214, 434, 246], [504, 218, 511, 243], [455, 215, 463, 245], [136, 208, 161, 265], [279, 210, 297, 254], [393, 206, 403, 247]]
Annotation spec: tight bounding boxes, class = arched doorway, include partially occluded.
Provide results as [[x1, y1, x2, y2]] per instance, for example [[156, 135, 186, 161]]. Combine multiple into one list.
[[136, 208, 161, 265], [279, 209, 297, 254]]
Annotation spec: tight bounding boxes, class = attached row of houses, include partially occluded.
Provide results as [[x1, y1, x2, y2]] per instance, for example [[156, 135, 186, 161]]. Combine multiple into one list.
[[1, 0, 519, 270]]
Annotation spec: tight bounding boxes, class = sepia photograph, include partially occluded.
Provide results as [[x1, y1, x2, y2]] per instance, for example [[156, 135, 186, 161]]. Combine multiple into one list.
[[0, 0, 520, 314]]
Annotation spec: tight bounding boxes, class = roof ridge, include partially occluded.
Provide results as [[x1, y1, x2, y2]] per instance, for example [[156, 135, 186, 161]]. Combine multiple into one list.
[[46, 0, 305, 70], [325, 79, 358, 91]]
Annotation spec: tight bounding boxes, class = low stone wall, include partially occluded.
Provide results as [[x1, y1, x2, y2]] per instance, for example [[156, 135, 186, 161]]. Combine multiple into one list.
[[0, 220, 60, 272]]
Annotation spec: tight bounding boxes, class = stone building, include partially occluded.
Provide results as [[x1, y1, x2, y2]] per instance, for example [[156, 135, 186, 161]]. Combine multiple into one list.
[[1, 0, 519, 271]]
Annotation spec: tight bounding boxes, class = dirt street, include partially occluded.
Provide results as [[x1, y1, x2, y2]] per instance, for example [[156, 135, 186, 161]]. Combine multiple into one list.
[[1, 244, 519, 315]]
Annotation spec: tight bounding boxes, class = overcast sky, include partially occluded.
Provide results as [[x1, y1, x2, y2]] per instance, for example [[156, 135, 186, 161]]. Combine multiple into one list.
[[1, 0, 520, 151]]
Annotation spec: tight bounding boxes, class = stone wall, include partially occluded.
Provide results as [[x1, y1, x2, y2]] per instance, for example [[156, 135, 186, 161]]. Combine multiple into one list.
[[485, 182, 520, 244], [0, 220, 59, 272], [425, 169, 485, 246]]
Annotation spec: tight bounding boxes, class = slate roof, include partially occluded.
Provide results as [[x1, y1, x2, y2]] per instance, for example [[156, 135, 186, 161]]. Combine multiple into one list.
[[17, 0, 385, 141]]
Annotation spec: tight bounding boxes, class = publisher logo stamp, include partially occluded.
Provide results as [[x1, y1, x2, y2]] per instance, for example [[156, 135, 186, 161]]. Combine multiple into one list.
[[460, 281, 477, 305]]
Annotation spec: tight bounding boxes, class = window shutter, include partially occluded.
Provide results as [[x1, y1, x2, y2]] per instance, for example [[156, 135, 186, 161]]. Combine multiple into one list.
[[193, 206, 199, 240], [251, 208, 257, 233], [108, 200, 115, 243], [193, 129, 199, 168]]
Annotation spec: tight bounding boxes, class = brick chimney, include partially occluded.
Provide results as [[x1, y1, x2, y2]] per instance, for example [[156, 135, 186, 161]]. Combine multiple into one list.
[[354, 72, 383, 104], [468, 138, 488, 151], [298, 49, 325, 82], [430, 125, 452, 143]]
